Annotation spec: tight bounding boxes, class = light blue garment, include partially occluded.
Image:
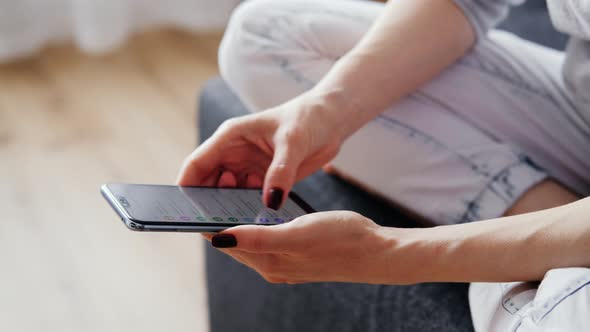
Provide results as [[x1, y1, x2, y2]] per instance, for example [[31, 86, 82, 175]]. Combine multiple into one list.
[[454, 0, 590, 129]]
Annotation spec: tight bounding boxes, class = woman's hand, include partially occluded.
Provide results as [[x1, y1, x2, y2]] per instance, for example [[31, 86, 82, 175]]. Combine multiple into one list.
[[205, 211, 410, 284], [177, 93, 347, 209]]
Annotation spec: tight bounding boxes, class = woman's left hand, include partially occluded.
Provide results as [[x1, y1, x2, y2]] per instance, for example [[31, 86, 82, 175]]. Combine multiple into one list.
[[206, 211, 409, 285]]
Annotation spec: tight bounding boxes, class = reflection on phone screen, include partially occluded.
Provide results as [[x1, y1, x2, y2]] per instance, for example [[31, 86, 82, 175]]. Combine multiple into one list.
[[109, 184, 307, 224]]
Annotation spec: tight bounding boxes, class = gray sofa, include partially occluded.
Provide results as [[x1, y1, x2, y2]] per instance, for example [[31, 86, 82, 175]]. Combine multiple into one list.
[[199, 1, 565, 331]]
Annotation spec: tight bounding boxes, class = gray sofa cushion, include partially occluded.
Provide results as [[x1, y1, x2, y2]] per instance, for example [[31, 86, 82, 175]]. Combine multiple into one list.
[[499, 0, 567, 49]]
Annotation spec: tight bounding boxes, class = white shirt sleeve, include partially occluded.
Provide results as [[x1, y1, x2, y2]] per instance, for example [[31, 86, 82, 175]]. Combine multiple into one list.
[[547, 0, 590, 39], [452, 0, 526, 40]]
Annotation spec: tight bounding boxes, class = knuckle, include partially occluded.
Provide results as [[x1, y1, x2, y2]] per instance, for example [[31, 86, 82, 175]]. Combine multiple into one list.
[[218, 118, 241, 134], [340, 211, 369, 223], [257, 254, 280, 274], [281, 125, 305, 145], [347, 211, 365, 220], [182, 153, 202, 172], [182, 153, 195, 167], [250, 228, 266, 252], [270, 162, 289, 177], [252, 237, 264, 252]]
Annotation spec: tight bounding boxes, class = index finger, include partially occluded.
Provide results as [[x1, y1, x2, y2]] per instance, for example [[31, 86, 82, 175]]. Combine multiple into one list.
[[176, 139, 222, 186]]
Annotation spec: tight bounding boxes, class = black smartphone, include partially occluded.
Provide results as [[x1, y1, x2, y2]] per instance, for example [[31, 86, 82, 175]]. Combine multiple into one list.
[[101, 183, 315, 232]]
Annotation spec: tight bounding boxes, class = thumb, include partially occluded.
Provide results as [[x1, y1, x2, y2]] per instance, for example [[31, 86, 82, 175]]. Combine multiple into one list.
[[215, 224, 291, 253], [263, 139, 304, 210]]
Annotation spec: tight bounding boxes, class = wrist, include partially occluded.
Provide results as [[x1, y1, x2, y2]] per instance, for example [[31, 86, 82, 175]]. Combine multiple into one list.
[[376, 222, 504, 284], [300, 84, 367, 141], [372, 226, 440, 284], [396, 201, 587, 283]]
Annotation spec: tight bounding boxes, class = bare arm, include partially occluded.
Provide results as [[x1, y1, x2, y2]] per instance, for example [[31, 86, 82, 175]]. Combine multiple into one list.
[[391, 197, 590, 283], [309, 0, 475, 138], [206, 197, 590, 285]]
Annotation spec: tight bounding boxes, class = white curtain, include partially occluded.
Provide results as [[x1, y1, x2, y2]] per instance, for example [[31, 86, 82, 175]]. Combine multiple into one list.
[[0, 0, 241, 62]]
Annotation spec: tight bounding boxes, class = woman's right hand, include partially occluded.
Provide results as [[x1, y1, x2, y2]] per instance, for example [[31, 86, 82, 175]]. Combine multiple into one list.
[[177, 93, 347, 209]]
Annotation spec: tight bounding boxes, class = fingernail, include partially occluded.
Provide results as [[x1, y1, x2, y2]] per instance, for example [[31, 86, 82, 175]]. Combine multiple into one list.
[[267, 187, 284, 210], [211, 234, 237, 248]]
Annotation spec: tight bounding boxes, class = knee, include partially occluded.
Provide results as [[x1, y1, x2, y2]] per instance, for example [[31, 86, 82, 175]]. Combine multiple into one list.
[[218, 0, 281, 94]]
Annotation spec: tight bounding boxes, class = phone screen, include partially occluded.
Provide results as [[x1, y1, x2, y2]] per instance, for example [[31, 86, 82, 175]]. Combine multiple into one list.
[[104, 184, 310, 225]]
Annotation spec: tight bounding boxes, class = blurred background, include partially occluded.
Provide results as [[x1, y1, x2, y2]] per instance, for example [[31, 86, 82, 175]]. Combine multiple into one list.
[[0, 1, 241, 331]]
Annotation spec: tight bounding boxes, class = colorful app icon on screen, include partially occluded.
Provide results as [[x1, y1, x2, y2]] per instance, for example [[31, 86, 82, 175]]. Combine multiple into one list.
[[258, 218, 270, 223], [273, 218, 284, 223], [212, 217, 223, 222], [228, 217, 239, 222]]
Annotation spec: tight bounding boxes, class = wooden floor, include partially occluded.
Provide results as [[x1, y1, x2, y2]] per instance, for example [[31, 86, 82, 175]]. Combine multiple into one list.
[[0, 29, 221, 332]]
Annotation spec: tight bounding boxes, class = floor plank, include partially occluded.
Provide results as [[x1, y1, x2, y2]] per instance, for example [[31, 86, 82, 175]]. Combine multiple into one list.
[[0, 29, 221, 332]]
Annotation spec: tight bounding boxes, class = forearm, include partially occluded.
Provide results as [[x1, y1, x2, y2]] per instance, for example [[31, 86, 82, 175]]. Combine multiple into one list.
[[308, 0, 475, 138], [390, 197, 590, 283]]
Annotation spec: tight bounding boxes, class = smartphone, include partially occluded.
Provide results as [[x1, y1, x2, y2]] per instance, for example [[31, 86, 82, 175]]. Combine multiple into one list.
[[101, 183, 315, 232]]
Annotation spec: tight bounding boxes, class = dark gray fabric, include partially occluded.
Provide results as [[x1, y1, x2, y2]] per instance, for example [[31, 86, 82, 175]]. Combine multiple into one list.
[[498, 0, 568, 50], [200, 2, 564, 331]]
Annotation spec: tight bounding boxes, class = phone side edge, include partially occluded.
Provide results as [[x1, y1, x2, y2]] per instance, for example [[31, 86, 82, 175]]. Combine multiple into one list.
[[142, 224, 228, 233], [288, 191, 316, 213], [100, 184, 142, 231]]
